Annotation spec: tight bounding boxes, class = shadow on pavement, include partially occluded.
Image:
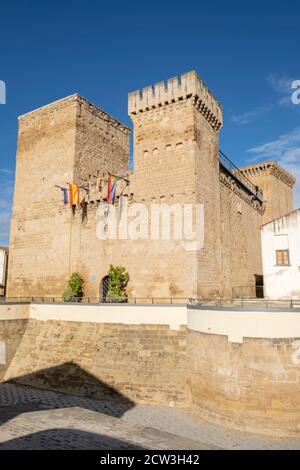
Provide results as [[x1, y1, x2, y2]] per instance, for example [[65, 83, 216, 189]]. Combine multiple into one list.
[[0, 427, 145, 450]]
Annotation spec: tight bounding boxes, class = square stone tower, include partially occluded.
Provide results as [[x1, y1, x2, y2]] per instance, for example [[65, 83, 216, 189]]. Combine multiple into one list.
[[240, 161, 296, 224], [7, 95, 130, 299], [128, 71, 224, 299]]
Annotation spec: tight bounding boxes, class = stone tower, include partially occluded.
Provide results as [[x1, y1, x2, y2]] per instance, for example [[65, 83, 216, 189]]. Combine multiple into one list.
[[240, 161, 296, 224], [128, 71, 224, 299], [8, 70, 293, 302], [7, 94, 130, 298]]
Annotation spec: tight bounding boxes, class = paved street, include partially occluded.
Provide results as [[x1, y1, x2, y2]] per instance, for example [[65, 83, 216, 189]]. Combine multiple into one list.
[[0, 383, 299, 450]]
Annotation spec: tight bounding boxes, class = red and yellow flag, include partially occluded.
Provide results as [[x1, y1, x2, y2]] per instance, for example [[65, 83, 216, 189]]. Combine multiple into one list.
[[107, 174, 116, 204], [68, 183, 80, 208]]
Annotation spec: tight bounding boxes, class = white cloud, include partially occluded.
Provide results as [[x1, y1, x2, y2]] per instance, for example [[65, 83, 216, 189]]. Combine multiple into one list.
[[247, 127, 300, 208], [231, 73, 299, 126], [267, 73, 293, 95], [267, 73, 300, 111], [231, 105, 273, 126]]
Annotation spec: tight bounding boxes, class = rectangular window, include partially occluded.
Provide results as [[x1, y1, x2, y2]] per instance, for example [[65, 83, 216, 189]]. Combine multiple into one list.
[[276, 250, 290, 266]]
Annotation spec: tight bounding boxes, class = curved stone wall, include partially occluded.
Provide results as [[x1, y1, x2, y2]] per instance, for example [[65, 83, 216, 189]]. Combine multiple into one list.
[[187, 305, 300, 437], [4, 304, 188, 407], [1, 302, 300, 437]]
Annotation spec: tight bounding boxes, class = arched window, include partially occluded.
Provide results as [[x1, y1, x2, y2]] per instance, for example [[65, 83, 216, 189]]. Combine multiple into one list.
[[100, 275, 111, 303]]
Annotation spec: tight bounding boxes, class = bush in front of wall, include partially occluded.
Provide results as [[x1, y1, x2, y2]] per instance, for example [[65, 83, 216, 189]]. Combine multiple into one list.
[[105, 265, 129, 303], [63, 272, 84, 302]]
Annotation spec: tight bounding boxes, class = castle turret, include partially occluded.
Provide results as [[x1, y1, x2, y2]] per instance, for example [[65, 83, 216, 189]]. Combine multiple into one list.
[[7, 94, 130, 299], [240, 161, 296, 225], [128, 71, 224, 299]]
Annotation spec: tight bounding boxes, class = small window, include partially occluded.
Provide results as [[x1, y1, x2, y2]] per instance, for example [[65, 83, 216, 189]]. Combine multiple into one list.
[[276, 250, 290, 266]]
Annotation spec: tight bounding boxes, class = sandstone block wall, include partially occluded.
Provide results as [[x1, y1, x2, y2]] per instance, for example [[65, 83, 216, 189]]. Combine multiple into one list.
[[6, 72, 296, 302], [0, 304, 29, 381], [1, 302, 300, 437], [188, 329, 300, 437], [7, 97, 78, 298], [7, 95, 130, 299], [240, 161, 295, 225], [5, 318, 188, 406], [129, 71, 224, 300], [219, 180, 263, 298]]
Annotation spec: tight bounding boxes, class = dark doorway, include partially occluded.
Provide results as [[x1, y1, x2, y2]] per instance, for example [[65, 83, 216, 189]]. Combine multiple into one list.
[[100, 276, 111, 303], [255, 274, 264, 298]]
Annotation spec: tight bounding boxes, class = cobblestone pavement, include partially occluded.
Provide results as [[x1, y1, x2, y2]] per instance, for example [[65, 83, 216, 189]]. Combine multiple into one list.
[[0, 383, 299, 450]]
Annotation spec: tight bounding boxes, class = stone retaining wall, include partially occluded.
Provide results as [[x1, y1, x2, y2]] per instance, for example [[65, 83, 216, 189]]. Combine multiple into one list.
[[1, 302, 300, 437], [5, 317, 188, 406], [0, 303, 29, 381], [188, 330, 300, 437]]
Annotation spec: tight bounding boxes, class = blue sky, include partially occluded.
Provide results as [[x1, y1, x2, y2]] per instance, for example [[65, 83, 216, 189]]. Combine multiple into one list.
[[1, 1, 300, 245]]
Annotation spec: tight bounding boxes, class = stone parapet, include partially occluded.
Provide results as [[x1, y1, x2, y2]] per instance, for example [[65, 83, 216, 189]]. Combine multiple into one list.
[[240, 160, 296, 188], [128, 70, 222, 130]]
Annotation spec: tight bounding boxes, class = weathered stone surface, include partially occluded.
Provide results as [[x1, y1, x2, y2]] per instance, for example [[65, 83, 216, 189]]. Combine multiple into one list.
[[4, 319, 188, 407], [1, 303, 300, 437], [188, 329, 300, 437], [0, 304, 29, 380], [6, 72, 295, 301]]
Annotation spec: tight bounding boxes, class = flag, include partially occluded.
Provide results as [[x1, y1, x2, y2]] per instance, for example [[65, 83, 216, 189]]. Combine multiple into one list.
[[111, 180, 117, 205], [107, 175, 116, 204], [61, 188, 69, 205], [68, 183, 80, 207], [96, 176, 102, 193]]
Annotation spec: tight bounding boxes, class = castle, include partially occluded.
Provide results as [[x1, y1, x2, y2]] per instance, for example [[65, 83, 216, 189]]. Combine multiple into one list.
[[6, 71, 296, 301]]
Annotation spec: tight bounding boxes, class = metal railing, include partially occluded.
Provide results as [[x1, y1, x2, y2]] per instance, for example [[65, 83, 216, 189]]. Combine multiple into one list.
[[0, 296, 190, 305], [232, 285, 264, 299], [190, 298, 300, 309], [189, 298, 300, 308], [219, 150, 264, 203], [1, 296, 300, 308]]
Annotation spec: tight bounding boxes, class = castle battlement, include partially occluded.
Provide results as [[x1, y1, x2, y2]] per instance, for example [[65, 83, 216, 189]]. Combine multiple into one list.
[[128, 70, 223, 130], [240, 161, 296, 188]]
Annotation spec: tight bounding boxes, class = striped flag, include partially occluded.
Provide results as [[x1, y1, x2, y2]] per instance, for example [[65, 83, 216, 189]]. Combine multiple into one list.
[[68, 183, 80, 207], [107, 175, 116, 204]]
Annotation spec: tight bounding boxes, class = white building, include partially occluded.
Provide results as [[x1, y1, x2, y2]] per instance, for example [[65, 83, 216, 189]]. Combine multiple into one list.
[[0, 247, 8, 297], [261, 208, 300, 300]]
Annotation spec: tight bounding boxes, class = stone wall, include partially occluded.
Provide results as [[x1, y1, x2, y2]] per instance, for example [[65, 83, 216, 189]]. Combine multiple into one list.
[[129, 71, 224, 300], [7, 95, 130, 299], [187, 304, 300, 437], [0, 303, 29, 381], [7, 96, 79, 299], [188, 329, 300, 437], [1, 302, 300, 437], [6, 71, 296, 302], [219, 175, 263, 298], [5, 314, 188, 406]]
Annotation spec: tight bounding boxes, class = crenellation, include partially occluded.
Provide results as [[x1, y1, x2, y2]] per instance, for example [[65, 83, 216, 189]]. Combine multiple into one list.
[[128, 70, 222, 130], [6, 70, 296, 301], [240, 160, 296, 188], [240, 160, 295, 224]]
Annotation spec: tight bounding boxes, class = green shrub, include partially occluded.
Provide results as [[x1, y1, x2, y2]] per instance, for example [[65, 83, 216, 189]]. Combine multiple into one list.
[[106, 265, 129, 303], [63, 272, 84, 302]]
